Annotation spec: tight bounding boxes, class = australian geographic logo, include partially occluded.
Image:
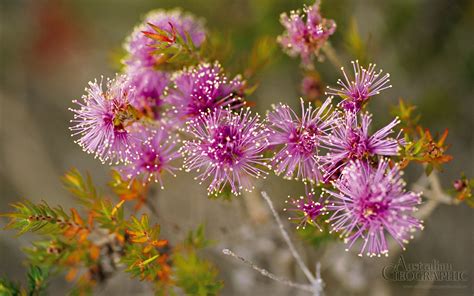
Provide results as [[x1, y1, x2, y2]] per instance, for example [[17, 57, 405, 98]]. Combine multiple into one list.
[[382, 256, 468, 282]]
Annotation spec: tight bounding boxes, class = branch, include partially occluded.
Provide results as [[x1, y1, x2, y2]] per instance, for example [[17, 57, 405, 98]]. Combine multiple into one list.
[[261, 191, 316, 284], [222, 192, 324, 295], [313, 262, 323, 296], [413, 171, 453, 220], [222, 248, 313, 292]]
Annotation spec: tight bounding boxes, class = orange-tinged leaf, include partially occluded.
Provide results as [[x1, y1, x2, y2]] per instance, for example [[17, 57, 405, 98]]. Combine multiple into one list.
[[78, 229, 89, 243], [109, 172, 148, 212], [424, 129, 433, 141], [157, 264, 172, 282], [438, 128, 449, 146], [142, 22, 176, 44], [63, 226, 79, 238], [64, 173, 81, 188], [66, 268, 78, 282], [126, 230, 141, 237], [65, 251, 81, 264], [147, 21, 173, 36], [87, 212, 95, 229], [143, 244, 153, 254], [439, 155, 453, 163], [142, 31, 173, 43], [115, 232, 125, 244], [131, 236, 148, 244], [151, 239, 168, 248], [89, 244, 100, 261], [119, 192, 139, 201], [71, 208, 84, 226]]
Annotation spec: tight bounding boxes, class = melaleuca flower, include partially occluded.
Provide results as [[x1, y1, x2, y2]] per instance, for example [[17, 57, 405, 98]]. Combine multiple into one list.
[[166, 62, 245, 124], [116, 126, 180, 188], [278, 1, 336, 64], [267, 98, 337, 183], [326, 60, 391, 112], [124, 9, 206, 68], [324, 160, 423, 257], [69, 75, 139, 164], [181, 108, 269, 195], [284, 191, 326, 230], [125, 66, 170, 118], [320, 111, 403, 180], [122, 9, 205, 119]]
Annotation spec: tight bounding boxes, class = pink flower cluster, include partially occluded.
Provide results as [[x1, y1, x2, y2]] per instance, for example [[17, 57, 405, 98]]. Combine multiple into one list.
[[69, 3, 423, 257], [278, 1, 336, 64]]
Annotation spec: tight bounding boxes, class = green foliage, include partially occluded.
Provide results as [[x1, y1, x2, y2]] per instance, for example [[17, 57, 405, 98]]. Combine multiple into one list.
[[243, 36, 277, 81], [0, 266, 49, 296], [4, 201, 75, 236], [22, 236, 100, 295], [0, 277, 21, 296], [126, 214, 167, 249], [398, 127, 453, 174], [62, 169, 99, 208], [108, 170, 149, 211], [122, 214, 170, 282], [184, 225, 211, 249], [391, 98, 420, 134], [94, 199, 126, 233], [122, 221, 222, 295], [392, 99, 452, 174], [24, 240, 71, 267], [2, 168, 223, 295], [145, 22, 201, 70], [122, 247, 163, 281], [127, 215, 160, 244], [170, 226, 221, 295], [344, 18, 368, 64], [173, 251, 223, 296], [26, 266, 49, 296]]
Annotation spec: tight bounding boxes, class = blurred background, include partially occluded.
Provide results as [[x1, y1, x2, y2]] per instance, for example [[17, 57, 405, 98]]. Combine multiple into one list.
[[1, 0, 473, 295]]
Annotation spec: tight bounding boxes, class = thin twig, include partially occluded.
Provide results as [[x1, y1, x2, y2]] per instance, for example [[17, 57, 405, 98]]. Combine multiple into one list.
[[313, 262, 323, 296], [222, 248, 314, 292], [426, 172, 452, 203], [385, 171, 454, 255], [415, 199, 439, 220], [261, 191, 316, 284], [414, 171, 453, 220]]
